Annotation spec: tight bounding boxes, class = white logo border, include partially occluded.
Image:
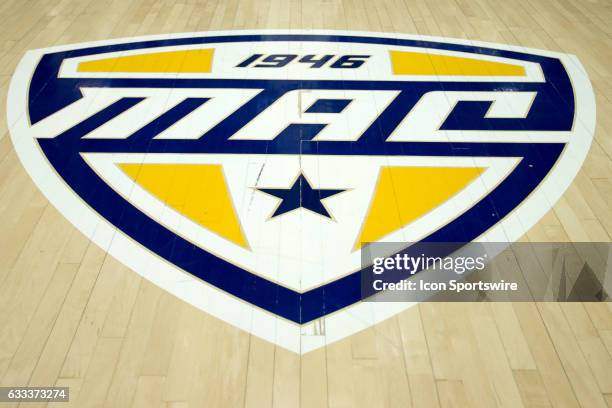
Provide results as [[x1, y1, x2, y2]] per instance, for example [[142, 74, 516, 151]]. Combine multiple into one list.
[[7, 30, 595, 353]]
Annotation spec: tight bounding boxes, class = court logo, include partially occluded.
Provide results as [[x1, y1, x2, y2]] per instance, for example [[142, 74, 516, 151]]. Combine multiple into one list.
[[8, 31, 595, 352]]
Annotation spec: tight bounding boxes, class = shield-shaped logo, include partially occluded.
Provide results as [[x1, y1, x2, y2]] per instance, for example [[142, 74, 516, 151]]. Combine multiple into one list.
[[7, 30, 595, 353]]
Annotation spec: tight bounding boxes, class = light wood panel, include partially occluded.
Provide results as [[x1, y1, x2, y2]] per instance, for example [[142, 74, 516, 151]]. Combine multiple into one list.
[[0, 0, 611, 407]]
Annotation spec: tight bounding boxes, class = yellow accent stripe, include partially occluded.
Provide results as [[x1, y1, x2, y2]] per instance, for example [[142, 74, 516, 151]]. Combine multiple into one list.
[[78, 49, 214, 73], [389, 50, 525, 76], [118, 163, 248, 248], [355, 166, 485, 249]]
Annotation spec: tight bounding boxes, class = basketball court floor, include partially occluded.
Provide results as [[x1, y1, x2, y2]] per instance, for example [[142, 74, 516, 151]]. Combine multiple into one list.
[[1, 0, 612, 407]]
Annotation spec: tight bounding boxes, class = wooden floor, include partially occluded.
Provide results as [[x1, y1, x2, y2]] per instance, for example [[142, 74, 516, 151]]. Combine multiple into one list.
[[1, 0, 612, 407]]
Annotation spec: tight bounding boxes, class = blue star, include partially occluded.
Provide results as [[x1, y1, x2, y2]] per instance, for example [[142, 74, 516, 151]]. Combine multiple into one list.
[[257, 174, 345, 219]]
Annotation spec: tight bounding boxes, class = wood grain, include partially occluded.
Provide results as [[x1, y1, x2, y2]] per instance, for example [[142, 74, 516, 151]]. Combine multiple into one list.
[[0, 0, 610, 407]]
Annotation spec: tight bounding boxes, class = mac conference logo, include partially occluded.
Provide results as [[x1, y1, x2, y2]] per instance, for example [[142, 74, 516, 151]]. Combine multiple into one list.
[[8, 30, 594, 352]]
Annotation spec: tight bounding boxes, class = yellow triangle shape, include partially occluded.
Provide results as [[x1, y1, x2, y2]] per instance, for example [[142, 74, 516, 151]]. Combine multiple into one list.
[[355, 166, 485, 249], [78, 48, 214, 73], [118, 163, 248, 249], [390, 50, 525, 76]]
